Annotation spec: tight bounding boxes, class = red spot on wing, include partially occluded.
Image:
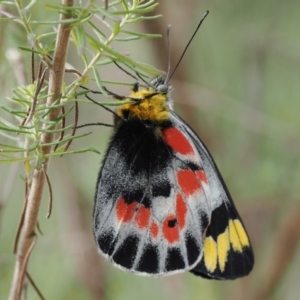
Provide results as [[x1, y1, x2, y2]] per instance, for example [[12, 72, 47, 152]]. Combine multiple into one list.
[[163, 127, 194, 155], [116, 198, 137, 222], [134, 206, 151, 229], [177, 169, 202, 197], [195, 170, 208, 184], [176, 194, 187, 229], [150, 221, 159, 239], [163, 215, 180, 244]]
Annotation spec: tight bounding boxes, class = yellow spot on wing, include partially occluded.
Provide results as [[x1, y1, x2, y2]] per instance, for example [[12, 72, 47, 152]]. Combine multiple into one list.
[[229, 219, 249, 252], [234, 219, 250, 247], [204, 236, 218, 272], [217, 229, 230, 272]]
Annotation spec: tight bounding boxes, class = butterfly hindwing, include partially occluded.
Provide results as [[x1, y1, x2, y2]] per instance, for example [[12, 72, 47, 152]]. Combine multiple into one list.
[[173, 113, 254, 279]]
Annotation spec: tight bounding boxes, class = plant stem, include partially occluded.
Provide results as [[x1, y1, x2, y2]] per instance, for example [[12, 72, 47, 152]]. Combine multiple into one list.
[[9, 1, 74, 299]]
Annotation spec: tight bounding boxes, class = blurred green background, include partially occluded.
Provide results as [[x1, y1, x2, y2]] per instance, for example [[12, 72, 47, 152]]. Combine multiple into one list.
[[1, 0, 300, 299]]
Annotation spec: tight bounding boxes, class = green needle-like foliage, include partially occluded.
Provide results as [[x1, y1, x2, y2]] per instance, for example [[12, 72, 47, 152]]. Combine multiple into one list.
[[0, 0, 161, 167]]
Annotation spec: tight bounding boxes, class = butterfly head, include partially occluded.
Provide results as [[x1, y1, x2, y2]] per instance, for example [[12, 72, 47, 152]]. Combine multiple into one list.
[[149, 76, 171, 94], [115, 76, 173, 123]]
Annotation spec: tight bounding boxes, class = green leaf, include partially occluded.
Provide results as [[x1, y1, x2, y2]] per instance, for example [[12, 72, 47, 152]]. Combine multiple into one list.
[[93, 67, 108, 96], [47, 147, 101, 157], [125, 14, 162, 23], [113, 21, 121, 35], [111, 3, 159, 15], [24, 0, 38, 10], [120, 30, 161, 39], [29, 18, 81, 25], [93, 4, 119, 21], [0, 156, 35, 164], [73, 23, 86, 56]]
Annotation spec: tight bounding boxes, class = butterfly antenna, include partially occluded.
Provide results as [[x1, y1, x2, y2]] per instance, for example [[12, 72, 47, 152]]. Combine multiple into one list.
[[113, 61, 139, 81], [135, 72, 150, 87], [166, 10, 209, 84], [165, 24, 172, 83], [114, 61, 150, 87]]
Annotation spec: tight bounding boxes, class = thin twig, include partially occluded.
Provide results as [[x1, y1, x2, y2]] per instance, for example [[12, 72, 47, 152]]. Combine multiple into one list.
[[42, 166, 53, 219], [54, 105, 66, 152], [13, 179, 29, 253], [65, 68, 82, 77], [24, 65, 48, 125], [25, 272, 46, 300], [54, 67, 82, 153], [55, 66, 85, 153], [37, 59, 43, 83], [22, 60, 44, 126], [16, 237, 36, 300], [62, 100, 78, 154], [31, 50, 35, 83], [76, 122, 113, 128], [19, 111, 30, 127], [36, 221, 43, 235]]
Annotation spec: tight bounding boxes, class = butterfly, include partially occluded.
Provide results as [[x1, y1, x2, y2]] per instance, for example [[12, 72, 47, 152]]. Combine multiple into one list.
[[91, 11, 254, 279], [91, 75, 254, 279]]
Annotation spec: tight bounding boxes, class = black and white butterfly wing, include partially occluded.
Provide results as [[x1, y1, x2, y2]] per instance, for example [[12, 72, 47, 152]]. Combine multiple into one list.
[[93, 120, 210, 275]]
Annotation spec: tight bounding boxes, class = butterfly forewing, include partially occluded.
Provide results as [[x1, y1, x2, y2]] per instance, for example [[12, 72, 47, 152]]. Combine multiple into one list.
[[94, 120, 213, 275]]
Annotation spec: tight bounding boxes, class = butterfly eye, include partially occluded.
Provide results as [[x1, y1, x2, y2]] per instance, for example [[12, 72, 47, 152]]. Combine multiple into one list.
[[133, 82, 140, 92], [156, 84, 169, 93]]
